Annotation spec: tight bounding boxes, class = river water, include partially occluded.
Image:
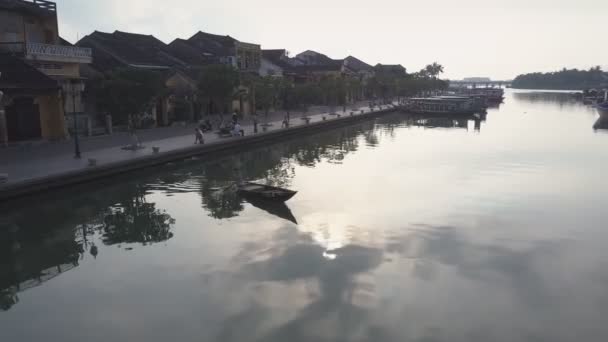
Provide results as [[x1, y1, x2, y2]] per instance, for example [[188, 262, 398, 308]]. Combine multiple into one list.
[[2, 90, 608, 342]]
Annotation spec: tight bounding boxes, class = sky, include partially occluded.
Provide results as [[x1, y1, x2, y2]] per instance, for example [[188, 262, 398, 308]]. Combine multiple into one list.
[[55, 0, 608, 80]]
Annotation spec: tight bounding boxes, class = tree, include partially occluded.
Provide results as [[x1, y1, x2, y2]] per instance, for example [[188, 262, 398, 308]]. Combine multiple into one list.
[[102, 184, 175, 245], [198, 65, 240, 118], [91, 68, 165, 126], [89, 68, 165, 147], [254, 76, 278, 123], [294, 83, 320, 118], [512, 67, 608, 90], [278, 78, 297, 120], [424, 62, 445, 79]]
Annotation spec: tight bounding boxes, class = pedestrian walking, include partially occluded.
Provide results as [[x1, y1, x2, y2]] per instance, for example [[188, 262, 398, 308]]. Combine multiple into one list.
[[232, 110, 239, 125], [194, 128, 204, 144], [282, 115, 289, 128]]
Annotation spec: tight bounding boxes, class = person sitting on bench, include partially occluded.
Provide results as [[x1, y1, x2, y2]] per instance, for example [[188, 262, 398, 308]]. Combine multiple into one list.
[[233, 122, 244, 137]]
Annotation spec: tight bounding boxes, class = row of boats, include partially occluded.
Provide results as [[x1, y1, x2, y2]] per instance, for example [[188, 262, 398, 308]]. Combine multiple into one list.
[[400, 88, 504, 115]]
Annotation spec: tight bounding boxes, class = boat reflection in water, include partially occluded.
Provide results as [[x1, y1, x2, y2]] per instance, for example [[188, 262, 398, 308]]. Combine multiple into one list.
[[404, 112, 486, 132], [244, 197, 298, 224], [594, 106, 608, 130]]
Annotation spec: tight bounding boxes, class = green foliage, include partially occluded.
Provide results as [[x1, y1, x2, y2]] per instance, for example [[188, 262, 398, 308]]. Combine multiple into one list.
[[198, 64, 240, 113], [512, 67, 607, 90], [102, 184, 175, 245], [255, 76, 279, 116], [294, 83, 321, 113], [424, 62, 445, 78], [278, 78, 297, 113], [89, 68, 165, 125]]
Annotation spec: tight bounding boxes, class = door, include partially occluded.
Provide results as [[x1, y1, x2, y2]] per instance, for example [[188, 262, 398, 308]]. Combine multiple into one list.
[[6, 98, 42, 141]]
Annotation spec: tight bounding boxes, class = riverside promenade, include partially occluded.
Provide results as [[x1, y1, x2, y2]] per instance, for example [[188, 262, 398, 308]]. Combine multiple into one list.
[[0, 103, 398, 201]]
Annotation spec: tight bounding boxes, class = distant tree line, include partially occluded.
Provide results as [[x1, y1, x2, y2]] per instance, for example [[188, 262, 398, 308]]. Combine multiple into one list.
[[512, 66, 608, 90], [85, 62, 449, 128]]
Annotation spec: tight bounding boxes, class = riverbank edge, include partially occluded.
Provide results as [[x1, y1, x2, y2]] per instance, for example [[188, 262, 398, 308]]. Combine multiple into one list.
[[0, 108, 397, 202]]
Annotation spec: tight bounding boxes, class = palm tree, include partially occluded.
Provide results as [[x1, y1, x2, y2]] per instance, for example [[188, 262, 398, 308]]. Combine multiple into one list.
[[424, 63, 445, 79]]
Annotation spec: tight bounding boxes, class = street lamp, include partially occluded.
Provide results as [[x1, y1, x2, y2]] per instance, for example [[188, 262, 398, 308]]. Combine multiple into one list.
[[0, 89, 7, 148], [64, 80, 85, 159]]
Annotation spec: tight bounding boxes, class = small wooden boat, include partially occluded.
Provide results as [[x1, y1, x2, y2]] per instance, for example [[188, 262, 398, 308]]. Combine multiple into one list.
[[237, 182, 297, 202]]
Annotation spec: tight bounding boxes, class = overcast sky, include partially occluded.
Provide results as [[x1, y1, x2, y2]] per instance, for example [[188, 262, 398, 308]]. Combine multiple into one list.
[[56, 0, 608, 80]]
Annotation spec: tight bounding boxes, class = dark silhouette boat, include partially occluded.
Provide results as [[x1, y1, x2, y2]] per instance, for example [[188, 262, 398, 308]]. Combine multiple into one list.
[[597, 102, 608, 114], [245, 197, 298, 224], [237, 182, 297, 202]]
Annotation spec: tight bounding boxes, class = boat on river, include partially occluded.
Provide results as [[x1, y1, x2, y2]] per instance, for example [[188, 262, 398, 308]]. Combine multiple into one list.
[[452, 87, 504, 103], [471, 88, 504, 102], [237, 182, 297, 202], [596, 102, 608, 113], [402, 96, 482, 115]]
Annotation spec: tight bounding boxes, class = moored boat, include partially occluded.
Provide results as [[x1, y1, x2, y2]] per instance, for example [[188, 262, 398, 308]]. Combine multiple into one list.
[[237, 182, 298, 202], [471, 88, 505, 102], [597, 102, 608, 114], [452, 87, 504, 103], [402, 96, 481, 115]]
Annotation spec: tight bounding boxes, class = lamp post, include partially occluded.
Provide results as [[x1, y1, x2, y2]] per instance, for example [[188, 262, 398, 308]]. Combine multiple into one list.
[[0, 89, 7, 148], [66, 79, 85, 159]]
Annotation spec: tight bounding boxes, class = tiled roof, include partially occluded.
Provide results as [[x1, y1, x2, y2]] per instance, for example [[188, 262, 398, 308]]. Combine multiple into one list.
[[60, 37, 73, 46], [76, 31, 187, 71], [186, 31, 237, 58], [344, 56, 373, 72], [262, 49, 292, 70], [375, 64, 407, 76], [295, 50, 336, 66], [167, 39, 212, 66], [0, 55, 58, 93], [262, 49, 286, 61], [289, 61, 344, 73], [375, 63, 406, 70]]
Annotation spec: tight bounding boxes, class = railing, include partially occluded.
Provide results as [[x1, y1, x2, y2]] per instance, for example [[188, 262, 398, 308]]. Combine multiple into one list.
[[31, 0, 56, 11], [0, 41, 92, 63], [26, 42, 92, 63]]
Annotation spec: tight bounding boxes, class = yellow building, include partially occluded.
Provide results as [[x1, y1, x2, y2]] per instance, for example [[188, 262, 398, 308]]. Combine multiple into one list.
[[0, 0, 91, 143]]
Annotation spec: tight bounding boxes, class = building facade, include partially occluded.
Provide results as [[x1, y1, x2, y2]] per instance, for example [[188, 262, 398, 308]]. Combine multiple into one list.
[[0, 0, 91, 143], [184, 31, 261, 74]]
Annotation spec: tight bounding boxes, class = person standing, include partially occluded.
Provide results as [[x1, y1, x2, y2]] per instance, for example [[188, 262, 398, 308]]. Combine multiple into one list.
[[253, 114, 259, 134], [232, 110, 239, 125], [194, 127, 204, 144], [282, 114, 290, 128]]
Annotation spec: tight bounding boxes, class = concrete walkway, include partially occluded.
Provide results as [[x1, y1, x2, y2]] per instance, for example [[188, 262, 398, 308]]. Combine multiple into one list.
[[0, 103, 397, 200]]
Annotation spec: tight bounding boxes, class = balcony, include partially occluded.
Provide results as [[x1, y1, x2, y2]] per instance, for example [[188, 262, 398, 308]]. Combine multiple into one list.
[[31, 0, 56, 11], [0, 42, 92, 64], [26, 42, 92, 64]]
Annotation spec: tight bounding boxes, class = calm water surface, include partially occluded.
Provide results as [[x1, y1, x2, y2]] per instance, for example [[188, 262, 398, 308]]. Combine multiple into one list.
[[2, 90, 608, 342]]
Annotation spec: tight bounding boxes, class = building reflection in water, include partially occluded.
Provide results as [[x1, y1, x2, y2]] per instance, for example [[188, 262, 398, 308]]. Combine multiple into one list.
[[0, 180, 177, 312], [0, 112, 487, 312], [0, 220, 81, 311]]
